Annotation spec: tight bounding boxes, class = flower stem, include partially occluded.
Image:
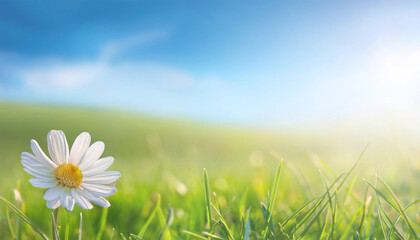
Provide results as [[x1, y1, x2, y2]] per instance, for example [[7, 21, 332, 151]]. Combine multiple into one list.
[[65, 211, 70, 240], [52, 208, 59, 240]]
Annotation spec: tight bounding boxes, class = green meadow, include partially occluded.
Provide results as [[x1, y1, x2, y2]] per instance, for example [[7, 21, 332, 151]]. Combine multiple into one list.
[[0, 102, 419, 239]]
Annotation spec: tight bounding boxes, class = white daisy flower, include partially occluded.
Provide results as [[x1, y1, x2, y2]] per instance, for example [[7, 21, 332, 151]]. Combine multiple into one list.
[[21, 130, 121, 211]]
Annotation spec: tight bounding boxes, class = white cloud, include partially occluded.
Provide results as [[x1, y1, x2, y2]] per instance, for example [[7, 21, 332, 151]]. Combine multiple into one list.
[[100, 31, 167, 62], [13, 31, 202, 92], [21, 62, 105, 90], [18, 60, 199, 92]]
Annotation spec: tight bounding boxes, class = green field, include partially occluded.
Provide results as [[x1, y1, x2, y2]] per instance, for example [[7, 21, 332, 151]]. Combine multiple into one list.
[[0, 102, 419, 239]]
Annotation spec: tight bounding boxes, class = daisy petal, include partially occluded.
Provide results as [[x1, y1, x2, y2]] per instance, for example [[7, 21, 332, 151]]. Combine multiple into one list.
[[82, 171, 121, 185], [21, 154, 44, 168], [81, 183, 117, 197], [46, 198, 61, 209], [71, 189, 93, 210], [60, 188, 75, 211], [23, 167, 54, 179], [44, 185, 63, 201], [79, 190, 110, 208], [29, 142, 57, 169], [88, 196, 110, 208], [78, 141, 105, 171], [82, 157, 114, 176], [69, 132, 91, 166], [21, 152, 56, 171], [47, 130, 69, 165], [29, 178, 57, 188], [22, 156, 54, 178]]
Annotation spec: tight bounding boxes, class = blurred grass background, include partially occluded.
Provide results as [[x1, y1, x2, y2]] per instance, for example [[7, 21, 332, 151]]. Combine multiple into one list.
[[0, 102, 419, 239]]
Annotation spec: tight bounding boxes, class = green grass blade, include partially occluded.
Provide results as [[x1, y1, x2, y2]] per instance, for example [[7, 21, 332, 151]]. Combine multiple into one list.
[[389, 200, 420, 237], [339, 206, 363, 240], [138, 194, 161, 236], [221, 196, 236, 218], [281, 196, 319, 226], [203, 169, 213, 231], [260, 203, 275, 235], [267, 161, 283, 222], [262, 160, 283, 238], [159, 205, 174, 240], [320, 171, 335, 239], [294, 173, 345, 232], [202, 232, 224, 239], [365, 208, 372, 239], [165, 204, 174, 228], [96, 207, 108, 240], [110, 228, 115, 240], [0, 196, 49, 240], [378, 177, 419, 238], [243, 208, 251, 240], [130, 233, 145, 239], [314, 155, 337, 178], [366, 179, 406, 239], [296, 147, 366, 239], [6, 208, 18, 240], [357, 186, 370, 234], [336, 144, 368, 191], [211, 203, 235, 240], [319, 208, 329, 240], [182, 230, 210, 240]]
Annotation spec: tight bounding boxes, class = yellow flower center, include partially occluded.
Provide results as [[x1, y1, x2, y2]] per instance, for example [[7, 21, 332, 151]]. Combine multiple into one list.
[[55, 163, 82, 188]]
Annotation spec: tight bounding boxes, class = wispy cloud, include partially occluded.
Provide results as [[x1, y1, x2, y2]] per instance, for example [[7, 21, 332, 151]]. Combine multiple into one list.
[[100, 31, 168, 62], [21, 62, 105, 90], [7, 31, 202, 92], [0, 31, 239, 122]]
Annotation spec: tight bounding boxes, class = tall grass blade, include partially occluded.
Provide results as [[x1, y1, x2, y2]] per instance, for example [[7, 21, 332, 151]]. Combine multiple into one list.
[[96, 207, 108, 240], [366, 179, 406, 239], [211, 203, 235, 240], [6, 208, 18, 240], [320, 171, 335, 239], [110, 228, 115, 240], [182, 230, 210, 240], [262, 160, 283, 239], [130, 233, 145, 239], [0, 196, 49, 240], [202, 232, 224, 239], [378, 177, 419, 238], [260, 203, 274, 235], [159, 205, 174, 240], [203, 168, 213, 231], [389, 200, 420, 237], [357, 186, 370, 234], [282, 196, 319, 227], [339, 207, 362, 240], [297, 146, 367, 239], [120, 233, 128, 240], [243, 208, 251, 240], [138, 194, 161, 236]]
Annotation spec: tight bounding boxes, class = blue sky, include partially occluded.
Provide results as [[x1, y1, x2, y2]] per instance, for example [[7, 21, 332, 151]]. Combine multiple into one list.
[[1, 1, 420, 127]]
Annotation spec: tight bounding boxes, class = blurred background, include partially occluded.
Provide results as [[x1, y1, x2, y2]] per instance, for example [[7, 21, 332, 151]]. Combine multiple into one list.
[[1, 0, 420, 128], [0, 0, 420, 238]]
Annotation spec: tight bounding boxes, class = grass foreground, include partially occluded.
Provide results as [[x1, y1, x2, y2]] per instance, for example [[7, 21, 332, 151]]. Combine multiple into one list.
[[0, 102, 419, 239]]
